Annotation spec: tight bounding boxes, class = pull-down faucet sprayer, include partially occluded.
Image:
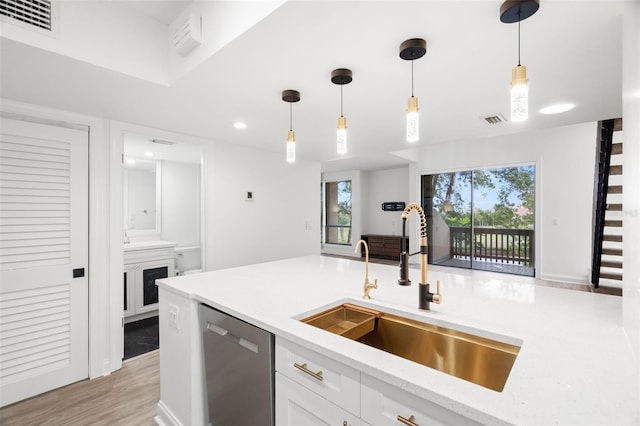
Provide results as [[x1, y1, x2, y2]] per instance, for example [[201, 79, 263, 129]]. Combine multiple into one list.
[[398, 203, 442, 310]]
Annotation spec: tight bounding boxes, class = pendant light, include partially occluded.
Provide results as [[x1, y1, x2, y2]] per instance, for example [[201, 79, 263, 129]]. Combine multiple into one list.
[[282, 90, 300, 163], [399, 38, 427, 143], [331, 68, 353, 154], [500, 0, 540, 122]]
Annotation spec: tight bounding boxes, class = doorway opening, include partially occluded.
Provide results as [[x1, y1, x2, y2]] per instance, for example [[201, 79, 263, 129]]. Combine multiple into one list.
[[122, 131, 204, 359], [421, 165, 535, 276]]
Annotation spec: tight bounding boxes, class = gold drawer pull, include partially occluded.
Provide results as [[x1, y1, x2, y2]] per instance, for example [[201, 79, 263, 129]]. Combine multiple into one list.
[[293, 362, 323, 381], [397, 414, 419, 426]]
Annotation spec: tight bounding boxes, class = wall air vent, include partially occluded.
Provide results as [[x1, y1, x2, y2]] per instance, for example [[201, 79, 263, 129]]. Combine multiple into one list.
[[0, 0, 55, 32], [481, 114, 507, 125], [172, 13, 201, 57]]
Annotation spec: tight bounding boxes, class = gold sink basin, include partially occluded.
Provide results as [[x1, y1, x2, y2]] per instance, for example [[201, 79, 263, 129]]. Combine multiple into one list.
[[301, 304, 520, 392], [301, 303, 378, 340]]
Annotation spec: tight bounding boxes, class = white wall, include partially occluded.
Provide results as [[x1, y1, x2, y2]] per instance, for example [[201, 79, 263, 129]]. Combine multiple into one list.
[[0, 1, 169, 84], [415, 122, 596, 284], [169, 1, 285, 82], [205, 143, 320, 271], [365, 167, 409, 236], [161, 161, 201, 248], [622, 0, 640, 363]]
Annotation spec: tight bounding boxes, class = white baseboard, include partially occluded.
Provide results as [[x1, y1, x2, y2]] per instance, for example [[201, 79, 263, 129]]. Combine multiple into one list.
[[539, 273, 588, 286], [155, 400, 183, 426]]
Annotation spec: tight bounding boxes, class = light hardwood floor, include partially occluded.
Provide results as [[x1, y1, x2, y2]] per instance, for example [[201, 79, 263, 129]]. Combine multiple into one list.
[[0, 350, 159, 426]]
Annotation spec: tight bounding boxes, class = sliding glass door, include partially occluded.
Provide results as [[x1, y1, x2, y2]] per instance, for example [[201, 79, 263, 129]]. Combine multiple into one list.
[[423, 171, 472, 269], [421, 165, 535, 276]]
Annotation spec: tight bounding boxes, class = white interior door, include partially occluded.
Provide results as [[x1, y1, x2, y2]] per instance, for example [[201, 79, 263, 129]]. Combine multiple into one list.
[[0, 116, 88, 407]]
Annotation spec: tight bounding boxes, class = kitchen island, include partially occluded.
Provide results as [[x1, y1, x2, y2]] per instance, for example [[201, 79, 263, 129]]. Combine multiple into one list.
[[155, 255, 638, 425]]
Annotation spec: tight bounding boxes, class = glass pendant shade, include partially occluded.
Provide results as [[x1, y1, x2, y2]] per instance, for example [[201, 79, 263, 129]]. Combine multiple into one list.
[[510, 65, 528, 122], [286, 130, 295, 163], [406, 96, 419, 142], [331, 69, 352, 155], [337, 116, 347, 154], [282, 90, 300, 163]]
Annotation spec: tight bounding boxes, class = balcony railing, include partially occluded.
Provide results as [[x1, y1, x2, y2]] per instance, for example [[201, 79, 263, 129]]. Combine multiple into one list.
[[324, 224, 352, 245], [450, 227, 534, 265]]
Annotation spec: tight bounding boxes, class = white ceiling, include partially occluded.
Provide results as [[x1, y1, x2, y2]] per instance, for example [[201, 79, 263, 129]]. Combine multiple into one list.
[[0, 1, 625, 172], [111, 0, 193, 25]]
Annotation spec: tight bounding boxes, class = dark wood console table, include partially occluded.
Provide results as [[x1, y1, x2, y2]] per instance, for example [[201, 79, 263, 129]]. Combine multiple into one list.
[[360, 234, 409, 260]]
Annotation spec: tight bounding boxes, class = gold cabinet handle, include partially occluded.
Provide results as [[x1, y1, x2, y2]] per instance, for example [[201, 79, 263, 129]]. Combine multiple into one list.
[[397, 414, 419, 426], [293, 362, 323, 381]]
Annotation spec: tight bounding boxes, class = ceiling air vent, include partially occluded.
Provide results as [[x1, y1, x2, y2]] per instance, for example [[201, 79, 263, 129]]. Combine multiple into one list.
[[481, 114, 507, 125], [0, 0, 54, 32], [151, 138, 177, 146]]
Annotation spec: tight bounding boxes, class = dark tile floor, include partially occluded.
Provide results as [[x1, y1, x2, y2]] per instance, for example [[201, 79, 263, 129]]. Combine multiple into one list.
[[124, 316, 159, 360]]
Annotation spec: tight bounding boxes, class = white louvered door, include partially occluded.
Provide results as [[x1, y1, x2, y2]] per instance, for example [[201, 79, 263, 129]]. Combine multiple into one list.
[[0, 117, 88, 407]]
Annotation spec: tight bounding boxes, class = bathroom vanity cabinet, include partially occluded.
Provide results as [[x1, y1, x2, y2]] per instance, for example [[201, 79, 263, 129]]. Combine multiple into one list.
[[124, 241, 175, 322]]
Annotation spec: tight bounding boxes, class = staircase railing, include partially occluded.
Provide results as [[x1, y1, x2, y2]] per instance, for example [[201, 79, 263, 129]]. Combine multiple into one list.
[[591, 119, 616, 288]]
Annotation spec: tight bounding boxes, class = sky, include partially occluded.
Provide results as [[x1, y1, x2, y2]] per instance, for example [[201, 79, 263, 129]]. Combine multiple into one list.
[[442, 165, 534, 211]]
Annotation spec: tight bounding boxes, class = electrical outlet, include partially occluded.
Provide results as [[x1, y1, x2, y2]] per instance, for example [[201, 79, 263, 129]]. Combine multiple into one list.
[[168, 304, 179, 330]]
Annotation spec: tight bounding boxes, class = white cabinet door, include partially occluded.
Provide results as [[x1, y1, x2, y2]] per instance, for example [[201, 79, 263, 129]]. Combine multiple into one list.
[[361, 374, 481, 426], [276, 337, 360, 416], [276, 373, 360, 426], [123, 266, 134, 317]]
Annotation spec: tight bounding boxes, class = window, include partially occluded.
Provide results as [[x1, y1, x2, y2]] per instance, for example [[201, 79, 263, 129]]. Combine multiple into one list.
[[322, 180, 352, 245]]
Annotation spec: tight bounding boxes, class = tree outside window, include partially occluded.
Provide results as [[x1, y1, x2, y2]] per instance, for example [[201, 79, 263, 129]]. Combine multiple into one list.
[[323, 180, 352, 245]]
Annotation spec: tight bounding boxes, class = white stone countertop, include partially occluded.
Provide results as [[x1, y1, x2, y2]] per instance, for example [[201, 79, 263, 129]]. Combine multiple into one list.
[[157, 255, 639, 425], [123, 240, 176, 252]]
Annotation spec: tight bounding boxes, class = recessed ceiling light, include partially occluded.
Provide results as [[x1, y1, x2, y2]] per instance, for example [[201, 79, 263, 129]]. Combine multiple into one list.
[[234, 122, 247, 129], [539, 103, 575, 115], [144, 151, 154, 157]]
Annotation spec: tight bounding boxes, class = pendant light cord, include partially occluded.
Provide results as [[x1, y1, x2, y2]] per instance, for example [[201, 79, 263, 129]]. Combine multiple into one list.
[[340, 85, 344, 117], [289, 103, 292, 131], [411, 60, 415, 97], [517, 12, 521, 66]]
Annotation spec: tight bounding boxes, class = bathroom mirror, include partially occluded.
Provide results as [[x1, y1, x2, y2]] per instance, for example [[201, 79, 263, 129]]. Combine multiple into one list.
[[123, 158, 161, 235]]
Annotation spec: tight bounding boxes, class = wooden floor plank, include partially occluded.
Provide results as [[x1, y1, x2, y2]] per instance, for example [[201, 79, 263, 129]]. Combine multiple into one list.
[[0, 350, 159, 426]]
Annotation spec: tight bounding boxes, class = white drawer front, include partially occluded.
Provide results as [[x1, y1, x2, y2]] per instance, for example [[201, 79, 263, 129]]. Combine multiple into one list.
[[124, 247, 174, 265], [276, 373, 360, 426], [276, 337, 360, 416], [361, 374, 480, 426]]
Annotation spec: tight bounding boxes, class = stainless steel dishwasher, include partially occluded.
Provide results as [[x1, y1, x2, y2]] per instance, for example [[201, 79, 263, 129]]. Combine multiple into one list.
[[200, 303, 274, 425]]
